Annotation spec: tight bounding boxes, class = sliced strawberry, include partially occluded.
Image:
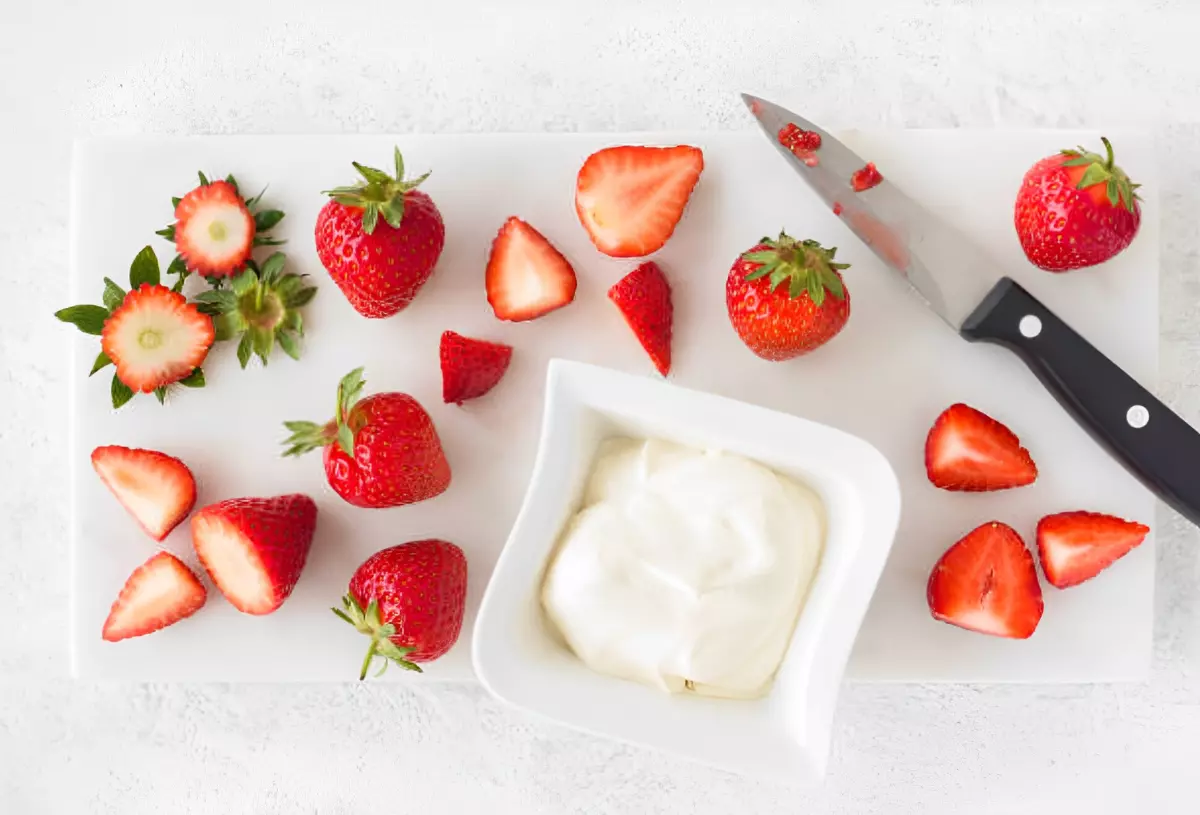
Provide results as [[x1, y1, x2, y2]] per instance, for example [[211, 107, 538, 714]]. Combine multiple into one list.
[[1037, 511, 1150, 589], [102, 552, 207, 642], [91, 446, 197, 541], [851, 162, 884, 192], [174, 179, 255, 276], [927, 522, 1044, 639], [191, 494, 317, 615], [608, 261, 673, 376], [925, 403, 1037, 491], [101, 284, 214, 393], [575, 145, 704, 257], [486, 217, 577, 322], [440, 330, 513, 404]]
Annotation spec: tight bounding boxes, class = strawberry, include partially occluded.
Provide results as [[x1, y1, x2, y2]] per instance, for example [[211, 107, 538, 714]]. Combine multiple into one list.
[[925, 403, 1037, 491], [608, 261, 673, 376], [927, 521, 1044, 639], [1036, 511, 1150, 589], [725, 232, 851, 361], [191, 493, 318, 615], [91, 445, 196, 541], [1014, 137, 1142, 271], [486, 217, 577, 322], [316, 148, 445, 318], [850, 162, 883, 192], [102, 552, 207, 642], [334, 539, 467, 678], [440, 330, 513, 405], [282, 368, 451, 509], [778, 123, 822, 153], [575, 145, 704, 257]]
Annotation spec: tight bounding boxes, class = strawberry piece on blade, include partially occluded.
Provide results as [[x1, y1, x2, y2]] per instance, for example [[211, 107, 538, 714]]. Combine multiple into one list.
[[191, 494, 318, 615], [91, 445, 197, 541], [102, 552, 207, 642], [609, 261, 673, 376], [1037, 511, 1150, 589], [101, 284, 215, 394], [174, 179, 256, 277], [927, 522, 1044, 639], [925, 403, 1037, 491], [440, 331, 513, 405], [575, 145, 704, 257], [486, 217, 577, 322]]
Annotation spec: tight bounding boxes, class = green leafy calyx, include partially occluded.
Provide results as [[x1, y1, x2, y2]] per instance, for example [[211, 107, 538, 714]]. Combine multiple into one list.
[[741, 232, 850, 307], [1059, 137, 1140, 213], [322, 147, 430, 235], [281, 367, 366, 458], [332, 593, 421, 680]]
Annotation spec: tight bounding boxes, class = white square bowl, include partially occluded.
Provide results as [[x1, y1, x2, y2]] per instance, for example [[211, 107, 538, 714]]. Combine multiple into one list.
[[472, 360, 901, 783]]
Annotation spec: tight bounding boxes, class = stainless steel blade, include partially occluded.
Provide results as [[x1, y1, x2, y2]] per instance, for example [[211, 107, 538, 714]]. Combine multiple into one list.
[[741, 93, 1002, 330]]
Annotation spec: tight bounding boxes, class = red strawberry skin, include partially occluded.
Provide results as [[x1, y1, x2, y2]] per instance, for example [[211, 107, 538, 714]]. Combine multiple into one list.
[[102, 552, 207, 642], [192, 494, 318, 615], [324, 394, 451, 508], [608, 261, 673, 376], [91, 445, 197, 541], [925, 403, 1037, 491], [1037, 511, 1150, 589], [440, 330, 513, 405], [315, 192, 445, 318], [349, 540, 467, 662], [927, 522, 1044, 639]]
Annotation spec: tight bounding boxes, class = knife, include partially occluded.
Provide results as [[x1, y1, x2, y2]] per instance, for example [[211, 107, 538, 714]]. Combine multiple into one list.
[[742, 93, 1200, 526]]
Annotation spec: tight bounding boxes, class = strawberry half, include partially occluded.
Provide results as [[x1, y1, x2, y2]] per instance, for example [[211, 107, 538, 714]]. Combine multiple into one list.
[[440, 330, 513, 404], [1037, 511, 1150, 589], [925, 403, 1037, 491], [101, 284, 215, 394], [486, 217, 577, 322], [102, 552, 207, 642], [575, 145, 704, 257], [927, 522, 1044, 639], [173, 179, 256, 277], [91, 445, 197, 541], [608, 261, 673, 376], [191, 494, 318, 615]]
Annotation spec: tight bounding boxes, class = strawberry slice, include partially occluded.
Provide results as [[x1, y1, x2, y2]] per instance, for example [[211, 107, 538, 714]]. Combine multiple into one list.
[[101, 284, 215, 393], [102, 552, 207, 642], [91, 445, 197, 541], [1037, 511, 1150, 589], [927, 522, 1044, 639], [174, 179, 255, 276], [440, 330, 513, 404], [486, 217, 577, 322], [575, 145, 704, 257], [925, 403, 1037, 491], [608, 261, 673, 376], [191, 494, 318, 615]]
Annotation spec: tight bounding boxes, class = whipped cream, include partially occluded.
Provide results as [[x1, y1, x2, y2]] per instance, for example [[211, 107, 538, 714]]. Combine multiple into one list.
[[541, 437, 825, 699]]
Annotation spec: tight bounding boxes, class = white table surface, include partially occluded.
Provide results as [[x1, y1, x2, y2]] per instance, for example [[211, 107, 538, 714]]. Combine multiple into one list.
[[2, 1, 1199, 812]]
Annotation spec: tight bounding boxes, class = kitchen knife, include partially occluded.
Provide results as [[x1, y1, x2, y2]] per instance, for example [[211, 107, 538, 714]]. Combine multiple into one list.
[[742, 93, 1200, 526]]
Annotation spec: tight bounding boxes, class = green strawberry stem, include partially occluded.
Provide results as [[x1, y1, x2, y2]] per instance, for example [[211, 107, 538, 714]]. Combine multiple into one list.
[[1059, 137, 1140, 212], [331, 593, 421, 680], [322, 147, 431, 235], [741, 232, 850, 306], [281, 367, 367, 458]]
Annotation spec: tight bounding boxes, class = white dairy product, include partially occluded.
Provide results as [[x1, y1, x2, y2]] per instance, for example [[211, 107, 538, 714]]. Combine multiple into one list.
[[541, 437, 825, 699]]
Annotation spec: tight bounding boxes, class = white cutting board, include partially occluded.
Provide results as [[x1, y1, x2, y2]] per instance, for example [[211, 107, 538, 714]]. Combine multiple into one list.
[[69, 131, 1158, 683]]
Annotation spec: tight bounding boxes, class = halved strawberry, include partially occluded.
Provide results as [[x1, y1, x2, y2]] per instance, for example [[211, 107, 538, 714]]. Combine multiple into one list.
[[575, 145, 704, 257], [927, 522, 1044, 639], [440, 330, 513, 404], [102, 552, 207, 642], [91, 445, 197, 541], [925, 403, 1037, 491], [1037, 511, 1150, 589], [191, 494, 318, 615], [608, 261, 673, 376], [173, 179, 256, 276], [101, 284, 215, 393], [486, 217, 577, 322]]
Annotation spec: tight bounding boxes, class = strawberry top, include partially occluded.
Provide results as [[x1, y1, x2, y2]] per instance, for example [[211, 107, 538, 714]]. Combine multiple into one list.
[[1058, 137, 1140, 213], [323, 147, 432, 235], [738, 232, 849, 306]]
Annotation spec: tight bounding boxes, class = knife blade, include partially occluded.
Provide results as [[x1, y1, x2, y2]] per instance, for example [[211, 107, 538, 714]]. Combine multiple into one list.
[[743, 92, 1200, 527]]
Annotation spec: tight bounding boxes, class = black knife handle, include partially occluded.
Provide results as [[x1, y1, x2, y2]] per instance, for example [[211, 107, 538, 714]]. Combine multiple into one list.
[[961, 276, 1200, 526]]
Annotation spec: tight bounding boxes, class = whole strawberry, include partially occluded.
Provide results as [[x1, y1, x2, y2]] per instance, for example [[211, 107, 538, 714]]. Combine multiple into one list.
[[726, 231, 851, 361], [282, 367, 451, 508], [316, 148, 445, 318], [334, 539, 468, 678], [1014, 137, 1141, 272]]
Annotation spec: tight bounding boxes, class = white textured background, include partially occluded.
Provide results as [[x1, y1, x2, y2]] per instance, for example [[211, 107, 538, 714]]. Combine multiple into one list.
[[3, 1, 1200, 812]]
